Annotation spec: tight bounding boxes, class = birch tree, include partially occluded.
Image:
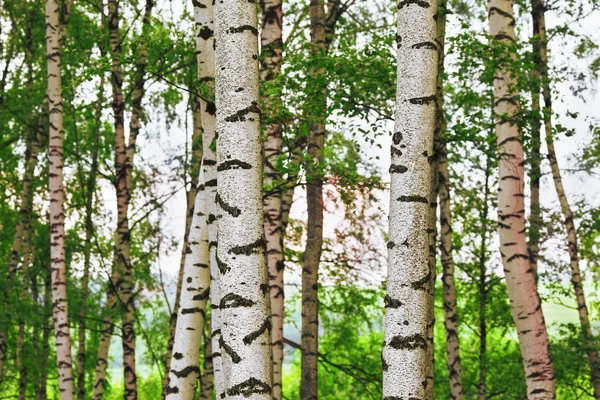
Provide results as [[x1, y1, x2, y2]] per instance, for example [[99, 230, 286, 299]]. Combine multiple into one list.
[[487, 0, 556, 397], [437, 1, 464, 398], [46, 0, 75, 397], [531, 0, 600, 396], [193, 0, 226, 396], [214, 0, 272, 397], [383, 0, 438, 398], [165, 170, 211, 399]]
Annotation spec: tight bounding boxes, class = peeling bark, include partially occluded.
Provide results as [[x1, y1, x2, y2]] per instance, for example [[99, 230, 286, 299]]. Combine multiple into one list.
[[383, 1, 438, 398], [488, 1, 555, 397]]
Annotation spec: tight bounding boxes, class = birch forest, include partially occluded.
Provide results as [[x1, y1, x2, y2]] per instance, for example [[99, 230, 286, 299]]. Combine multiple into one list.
[[2, 0, 600, 398]]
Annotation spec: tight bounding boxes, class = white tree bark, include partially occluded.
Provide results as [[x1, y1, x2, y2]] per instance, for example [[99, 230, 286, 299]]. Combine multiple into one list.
[[165, 170, 211, 399], [214, 0, 272, 397], [488, 0, 556, 398], [46, 0, 75, 398], [194, 0, 226, 397], [383, 0, 438, 398]]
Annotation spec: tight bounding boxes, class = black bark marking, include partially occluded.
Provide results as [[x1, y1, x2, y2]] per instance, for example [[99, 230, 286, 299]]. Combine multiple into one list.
[[217, 159, 252, 171], [389, 164, 408, 174], [243, 318, 271, 345], [216, 254, 230, 274], [220, 293, 255, 309], [411, 41, 437, 50], [181, 307, 206, 316], [397, 195, 428, 204], [226, 25, 259, 36], [199, 26, 214, 40], [192, 288, 210, 301], [224, 101, 260, 122], [226, 377, 271, 397], [215, 192, 241, 217], [171, 365, 200, 378], [392, 131, 403, 145], [229, 238, 265, 255], [387, 241, 396, 249], [409, 95, 436, 105], [507, 253, 529, 262], [384, 295, 403, 308], [397, 0, 430, 9], [219, 337, 242, 363], [388, 333, 427, 350], [489, 7, 516, 25]]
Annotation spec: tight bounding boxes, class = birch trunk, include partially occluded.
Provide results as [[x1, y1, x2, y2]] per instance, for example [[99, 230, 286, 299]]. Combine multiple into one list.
[[121, 3, 152, 397], [214, 0, 272, 397], [531, 1, 600, 395], [260, 0, 285, 397], [436, 2, 464, 398], [383, 0, 438, 398], [193, 0, 226, 397], [165, 170, 211, 399], [46, 0, 75, 396], [164, 76, 204, 391], [488, 1, 556, 397]]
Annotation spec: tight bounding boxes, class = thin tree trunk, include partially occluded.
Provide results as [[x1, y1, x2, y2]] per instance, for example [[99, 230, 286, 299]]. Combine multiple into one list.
[[383, 1, 439, 398], [529, 0, 542, 276], [260, 0, 285, 397], [214, 0, 272, 397], [199, 319, 214, 399], [46, 0, 75, 396], [0, 54, 44, 391], [531, 1, 600, 396], [436, 1, 464, 398], [487, 1, 556, 397], [163, 73, 204, 394], [478, 152, 492, 400], [38, 262, 52, 400], [32, 266, 41, 399], [193, 1, 226, 397], [77, 74, 104, 400], [301, 2, 327, 399], [120, 3, 152, 398], [165, 169, 211, 399], [17, 226, 33, 400]]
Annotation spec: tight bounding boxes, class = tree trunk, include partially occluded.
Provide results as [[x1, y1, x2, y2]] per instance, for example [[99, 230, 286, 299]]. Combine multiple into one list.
[[300, 2, 327, 399], [383, 1, 438, 398], [41, 262, 51, 400], [214, 0, 272, 397], [0, 58, 44, 391], [165, 170, 211, 399], [531, 1, 600, 396], [436, 2, 464, 398], [477, 153, 492, 400], [17, 224, 33, 400], [260, 0, 285, 397], [77, 73, 104, 400], [487, 1, 556, 397], [46, 0, 75, 396], [193, 0, 226, 397], [199, 319, 214, 399], [163, 29, 203, 398], [529, 0, 542, 276]]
